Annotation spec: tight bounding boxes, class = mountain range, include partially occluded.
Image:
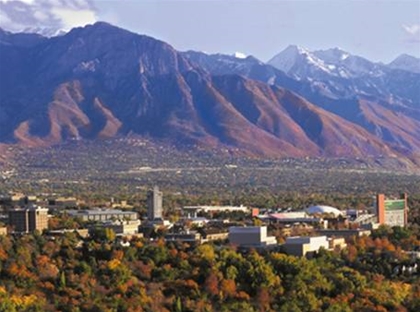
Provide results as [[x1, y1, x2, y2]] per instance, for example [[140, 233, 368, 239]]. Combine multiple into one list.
[[0, 22, 419, 164]]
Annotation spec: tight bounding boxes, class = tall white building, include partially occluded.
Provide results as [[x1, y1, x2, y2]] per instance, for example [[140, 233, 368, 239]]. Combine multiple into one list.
[[147, 186, 163, 220]]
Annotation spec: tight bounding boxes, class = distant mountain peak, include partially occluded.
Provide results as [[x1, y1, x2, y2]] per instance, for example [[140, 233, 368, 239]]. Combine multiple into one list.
[[388, 54, 420, 73], [267, 45, 305, 73], [393, 53, 418, 60], [269, 45, 340, 76], [69, 21, 128, 34], [284, 44, 309, 53], [268, 45, 394, 79]]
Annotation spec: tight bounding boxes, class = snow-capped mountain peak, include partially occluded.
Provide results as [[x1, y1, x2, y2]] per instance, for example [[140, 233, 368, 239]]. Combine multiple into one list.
[[267, 45, 305, 73], [268, 44, 338, 76], [268, 45, 391, 79], [284, 44, 310, 55]]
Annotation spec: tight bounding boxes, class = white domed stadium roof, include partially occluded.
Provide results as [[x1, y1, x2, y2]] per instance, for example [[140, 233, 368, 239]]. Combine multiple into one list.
[[306, 205, 343, 217]]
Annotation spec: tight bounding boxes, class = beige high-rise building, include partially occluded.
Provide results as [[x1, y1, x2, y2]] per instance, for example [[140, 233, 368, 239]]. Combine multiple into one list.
[[147, 186, 163, 220], [9, 206, 49, 233]]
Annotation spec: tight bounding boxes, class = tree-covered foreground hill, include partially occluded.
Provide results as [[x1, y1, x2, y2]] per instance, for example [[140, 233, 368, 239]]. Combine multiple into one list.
[[0, 225, 420, 312]]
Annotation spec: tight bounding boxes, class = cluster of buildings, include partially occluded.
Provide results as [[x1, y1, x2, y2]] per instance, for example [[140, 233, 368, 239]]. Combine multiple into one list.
[[0, 190, 411, 259], [222, 193, 409, 257], [225, 225, 348, 257], [0, 189, 149, 236], [0, 186, 172, 237], [0, 193, 80, 210]]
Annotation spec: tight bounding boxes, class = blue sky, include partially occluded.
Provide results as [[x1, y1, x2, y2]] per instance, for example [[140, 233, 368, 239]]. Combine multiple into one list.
[[0, 0, 419, 62]]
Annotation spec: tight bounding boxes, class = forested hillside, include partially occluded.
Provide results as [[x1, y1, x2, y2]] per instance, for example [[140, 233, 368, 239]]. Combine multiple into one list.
[[0, 224, 420, 311]]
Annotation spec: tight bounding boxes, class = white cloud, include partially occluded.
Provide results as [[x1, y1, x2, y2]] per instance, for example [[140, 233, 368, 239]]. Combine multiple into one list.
[[402, 24, 420, 36], [0, 8, 18, 29], [402, 24, 420, 44], [51, 7, 97, 30], [0, 0, 98, 34], [0, 0, 35, 3], [33, 10, 49, 21]]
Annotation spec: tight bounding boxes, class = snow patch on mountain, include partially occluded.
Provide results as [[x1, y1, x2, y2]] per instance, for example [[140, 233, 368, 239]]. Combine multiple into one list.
[[268, 45, 392, 79], [268, 45, 346, 77], [341, 53, 349, 60]]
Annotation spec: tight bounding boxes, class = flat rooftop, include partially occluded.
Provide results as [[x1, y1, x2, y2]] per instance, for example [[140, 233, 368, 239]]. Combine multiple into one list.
[[66, 209, 137, 215]]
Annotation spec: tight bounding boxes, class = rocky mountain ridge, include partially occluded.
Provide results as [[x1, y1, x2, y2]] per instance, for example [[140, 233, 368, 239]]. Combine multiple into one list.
[[0, 22, 419, 164]]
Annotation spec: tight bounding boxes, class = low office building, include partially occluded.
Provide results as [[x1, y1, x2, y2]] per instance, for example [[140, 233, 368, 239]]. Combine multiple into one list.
[[47, 229, 89, 239], [9, 205, 49, 233], [48, 197, 78, 209], [102, 220, 141, 235], [111, 200, 133, 209], [66, 209, 138, 222], [180, 217, 209, 227], [353, 213, 378, 225], [183, 205, 249, 218], [283, 236, 329, 257], [165, 231, 202, 244], [328, 237, 347, 250], [165, 229, 228, 245], [1, 194, 37, 207], [202, 230, 229, 242], [316, 229, 371, 239], [229, 226, 277, 248]]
